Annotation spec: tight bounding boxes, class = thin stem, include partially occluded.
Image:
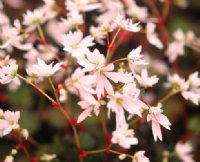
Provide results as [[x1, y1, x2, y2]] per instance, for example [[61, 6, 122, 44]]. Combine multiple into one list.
[[48, 77, 82, 162], [99, 108, 108, 142], [86, 149, 106, 155], [158, 89, 178, 104], [17, 74, 56, 103], [37, 23, 46, 41], [109, 149, 133, 159], [105, 29, 121, 64]]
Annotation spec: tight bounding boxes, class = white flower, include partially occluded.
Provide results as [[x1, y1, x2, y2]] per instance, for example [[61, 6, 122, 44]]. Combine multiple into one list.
[[0, 56, 18, 84], [128, 46, 148, 72], [4, 155, 14, 162], [77, 95, 101, 123], [65, 68, 96, 99], [182, 72, 200, 105], [0, 119, 10, 137], [114, 15, 140, 32], [147, 104, 171, 141], [62, 30, 94, 58], [107, 92, 147, 117], [42, 0, 58, 20], [40, 154, 56, 161], [166, 73, 188, 92], [4, 110, 20, 130], [175, 141, 195, 162], [126, 1, 148, 22], [60, 11, 83, 31], [146, 22, 163, 49], [77, 48, 105, 71], [21, 128, 29, 140], [132, 151, 150, 162], [66, 0, 101, 13], [23, 9, 46, 31], [27, 58, 62, 78], [111, 114, 138, 149], [135, 69, 159, 88]]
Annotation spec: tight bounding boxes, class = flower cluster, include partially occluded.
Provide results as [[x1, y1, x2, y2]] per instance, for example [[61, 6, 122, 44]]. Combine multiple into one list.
[[0, 109, 20, 137], [0, 0, 199, 162]]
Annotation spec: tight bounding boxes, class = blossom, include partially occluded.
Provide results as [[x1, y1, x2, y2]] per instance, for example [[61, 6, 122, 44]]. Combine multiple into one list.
[[77, 95, 101, 123], [0, 23, 32, 51], [66, 0, 102, 13], [147, 104, 171, 141], [40, 154, 56, 161], [165, 29, 185, 62], [27, 58, 62, 78], [128, 46, 148, 72], [23, 9, 46, 31], [21, 128, 29, 140], [0, 56, 19, 84], [65, 68, 96, 99], [114, 15, 140, 32], [4, 155, 14, 162], [42, 0, 58, 20], [126, 0, 148, 22], [62, 30, 94, 58], [135, 69, 159, 88], [175, 141, 195, 162], [111, 114, 138, 149], [182, 72, 200, 105], [77, 49, 105, 71], [132, 151, 150, 162], [0, 109, 20, 137], [60, 11, 83, 31], [95, 64, 132, 99], [107, 92, 148, 117], [146, 22, 163, 49]]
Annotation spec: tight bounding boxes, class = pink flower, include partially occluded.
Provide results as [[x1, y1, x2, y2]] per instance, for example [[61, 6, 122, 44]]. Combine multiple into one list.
[[146, 22, 163, 49], [0, 56, 18, 84], [147, 104, 171, 141], [65, 68, 96, 100], [62, 30, 94, 58], [128, 46, 148, 72], [77, 95, 101, 123], [111, 114, 138, 149], [135, 69, 159, 88], [175, 141, 195, 162], [107, 92, 147, 117], [132, 151, 150, 162]]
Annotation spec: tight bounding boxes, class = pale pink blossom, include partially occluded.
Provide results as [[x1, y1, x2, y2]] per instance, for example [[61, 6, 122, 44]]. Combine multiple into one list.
[[60, 11, 83, 31], [132, 151, 150, 162], [40, 154, 56, 161], [23, 9, 46, 31], [97, 0, 124, 24], [146, 22, 163, 49], [107, 92, 147, 117], [126, 0, 148, 22], [135, 69, 159, 88], [4, 110, 20, 130], [128, 46, 148, 72], [77, 95, 101, 123], [4, 155, 13, 162], [114, 15, 140, 32], [65, 68, 96, 100], [182, 72, 200, 105], [66, 0, 101, 13], [62, 30, 94, 58], [147, 104, 171, 141], [95, 64, 132, 99], [175, 141, 195, 162], [0, 56, 18, 84], [27, 58, 62, 78], [111, 114, 138, 149]]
